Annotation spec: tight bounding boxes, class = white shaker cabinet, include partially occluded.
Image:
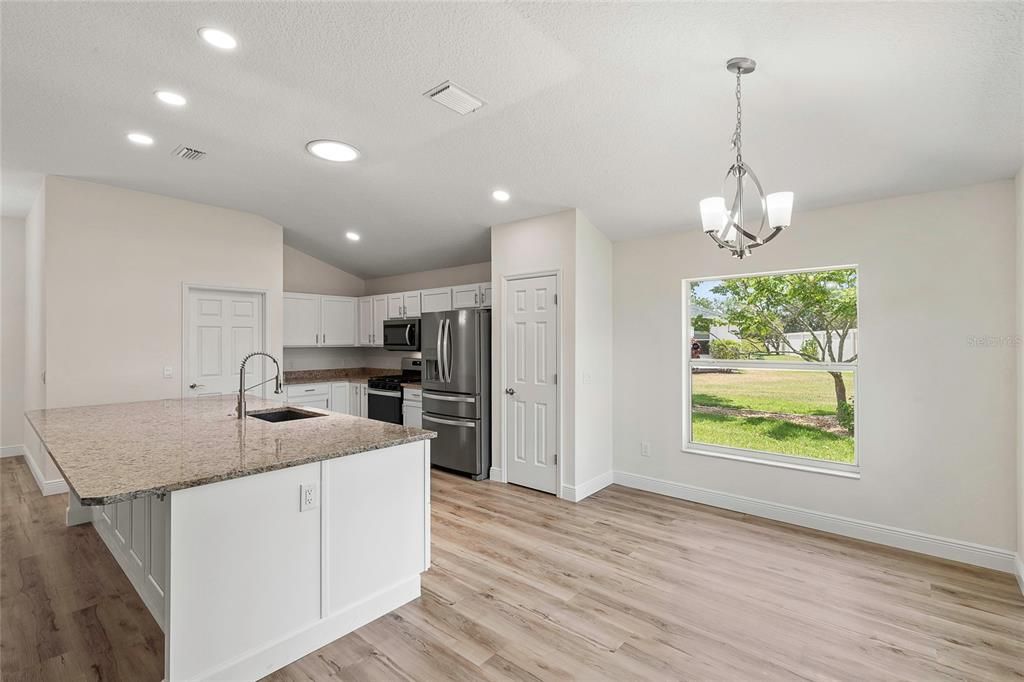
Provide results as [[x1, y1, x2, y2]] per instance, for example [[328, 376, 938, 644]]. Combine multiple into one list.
[[386, 291, 422, 319], [479, 282, 492, 307], [349, 383, 368, 417], [452, 284, 482, 309], [330, 382, 351, 415], [283, 293, 320, 346], [357, 296, 388, 346], [320, 296, 357, 346], [420, 287, 453, 313]]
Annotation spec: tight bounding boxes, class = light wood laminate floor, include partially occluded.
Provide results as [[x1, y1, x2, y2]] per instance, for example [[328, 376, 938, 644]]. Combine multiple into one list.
[[2, 456, 1022, 680]]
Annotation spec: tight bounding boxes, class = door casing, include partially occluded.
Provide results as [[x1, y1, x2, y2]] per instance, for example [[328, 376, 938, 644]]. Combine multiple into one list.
[[180, 283, 272, 399], [496, 270, 562, 498]]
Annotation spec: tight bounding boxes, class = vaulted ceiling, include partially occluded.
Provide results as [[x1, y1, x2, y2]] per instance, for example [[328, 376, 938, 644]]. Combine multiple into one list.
[[2, 2, 1021, 277]]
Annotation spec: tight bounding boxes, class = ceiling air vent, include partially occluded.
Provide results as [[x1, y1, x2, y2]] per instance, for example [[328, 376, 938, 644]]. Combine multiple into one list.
[[172, 145, 207, 161], [424, 81, 484, 115]]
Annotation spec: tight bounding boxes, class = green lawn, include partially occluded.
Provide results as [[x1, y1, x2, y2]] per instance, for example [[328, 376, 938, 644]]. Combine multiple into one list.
[[692, 412, 855, 463], [692, 369, 854, 416], [690, 368, 855, 463]]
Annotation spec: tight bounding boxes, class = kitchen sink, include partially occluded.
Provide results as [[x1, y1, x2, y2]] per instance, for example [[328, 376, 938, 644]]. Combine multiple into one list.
[[247, 407, 325, 423]]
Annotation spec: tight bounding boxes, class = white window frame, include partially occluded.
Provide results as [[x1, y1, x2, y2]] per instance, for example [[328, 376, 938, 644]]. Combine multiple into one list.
[[682, 266, 860, 479]]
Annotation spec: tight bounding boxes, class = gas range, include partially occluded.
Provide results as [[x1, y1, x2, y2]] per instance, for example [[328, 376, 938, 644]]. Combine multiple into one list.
[[366, 358, 422, 425], [367, 358, 421, 391]]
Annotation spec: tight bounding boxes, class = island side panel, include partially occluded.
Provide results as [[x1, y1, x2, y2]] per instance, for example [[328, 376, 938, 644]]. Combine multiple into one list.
[[164, 461, 322, 681], [324, 441, 429, 615]]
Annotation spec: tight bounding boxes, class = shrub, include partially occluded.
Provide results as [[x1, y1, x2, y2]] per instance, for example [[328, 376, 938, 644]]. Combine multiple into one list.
[[800, 338, 821, 361], [837, 399, 855, 434], [710, 339, 744, 360]]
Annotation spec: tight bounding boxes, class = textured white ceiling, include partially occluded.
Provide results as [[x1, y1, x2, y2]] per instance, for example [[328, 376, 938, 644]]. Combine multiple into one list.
[[2, 2, 1021, 278]]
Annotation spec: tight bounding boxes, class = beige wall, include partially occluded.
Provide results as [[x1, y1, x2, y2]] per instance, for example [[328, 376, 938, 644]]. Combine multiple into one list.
[[364, 261, 490, 295], [572, 211, 613, 489], [490, 210, 579, 492], [615, 181, 1017, 551], [283, 244, 364, 297], [42, 177, 284, 409], [1, 217, 26, 449]]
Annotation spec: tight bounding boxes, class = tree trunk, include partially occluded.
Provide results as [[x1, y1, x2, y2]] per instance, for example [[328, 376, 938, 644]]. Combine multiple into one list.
[[828, 371, 847, 410]]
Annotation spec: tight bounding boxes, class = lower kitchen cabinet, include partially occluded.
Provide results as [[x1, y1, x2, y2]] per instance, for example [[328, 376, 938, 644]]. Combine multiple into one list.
[[330, 382, 350, 414], [349, 383, 368, 417], [285, 383, 330, 410]]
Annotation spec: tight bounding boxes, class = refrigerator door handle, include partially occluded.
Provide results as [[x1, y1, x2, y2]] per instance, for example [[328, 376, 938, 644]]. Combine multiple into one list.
[[423, 414, 477, 428], [435, 317, 446, 382], [442, 318, 451, 383], [423, 392, 476, 403], [445, 318, 454, 383]]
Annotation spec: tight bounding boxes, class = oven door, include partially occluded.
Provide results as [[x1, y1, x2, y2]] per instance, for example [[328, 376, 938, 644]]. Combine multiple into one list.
[[367, 388, 402, 424], [382, 319, 420, 351]]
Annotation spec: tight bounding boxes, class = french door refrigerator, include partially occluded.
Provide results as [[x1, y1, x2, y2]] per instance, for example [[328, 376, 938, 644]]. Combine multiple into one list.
[[421, 309, 491, 480]]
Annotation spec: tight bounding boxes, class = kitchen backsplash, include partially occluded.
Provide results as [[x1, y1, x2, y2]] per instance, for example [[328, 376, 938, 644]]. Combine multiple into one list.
[[283, 347, 420, 371]]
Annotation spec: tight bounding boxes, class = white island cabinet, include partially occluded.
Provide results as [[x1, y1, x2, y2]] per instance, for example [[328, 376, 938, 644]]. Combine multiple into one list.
[[26, 396, 434, 681]]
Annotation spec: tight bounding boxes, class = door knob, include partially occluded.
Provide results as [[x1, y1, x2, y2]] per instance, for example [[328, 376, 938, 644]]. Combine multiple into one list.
[[189, 383, 205, 389], [505, 388, 516, 396]]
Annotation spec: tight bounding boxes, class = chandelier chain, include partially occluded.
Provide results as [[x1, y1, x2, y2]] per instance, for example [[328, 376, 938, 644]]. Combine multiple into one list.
[[733, 71, 743, 165]]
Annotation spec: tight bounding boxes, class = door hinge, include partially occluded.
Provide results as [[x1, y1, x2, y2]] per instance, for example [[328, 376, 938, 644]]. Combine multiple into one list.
[[554, 453, 558, 465], [553, 372, 557, 384], [554, 293, 558, 305]]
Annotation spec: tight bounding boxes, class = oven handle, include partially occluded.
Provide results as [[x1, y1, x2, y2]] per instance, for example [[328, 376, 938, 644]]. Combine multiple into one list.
[[367, 389, 401, 398], [422, 414, 476, 428]]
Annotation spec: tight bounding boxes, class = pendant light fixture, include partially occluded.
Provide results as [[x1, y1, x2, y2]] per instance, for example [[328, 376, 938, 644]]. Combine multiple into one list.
[[699, 58, 794, 259]]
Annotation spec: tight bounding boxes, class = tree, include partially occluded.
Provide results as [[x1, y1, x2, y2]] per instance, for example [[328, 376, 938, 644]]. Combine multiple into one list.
[[692, 269, 857, 412]]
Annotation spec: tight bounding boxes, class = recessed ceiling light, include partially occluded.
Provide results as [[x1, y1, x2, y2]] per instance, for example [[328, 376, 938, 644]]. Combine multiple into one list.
[[345, 231, 361, 242], [492, 189, 510, 202], [306, 140, 360, 163], [155, 90, 187, 107], [127, 132, 154, 146], [198, 27, 237, 50]]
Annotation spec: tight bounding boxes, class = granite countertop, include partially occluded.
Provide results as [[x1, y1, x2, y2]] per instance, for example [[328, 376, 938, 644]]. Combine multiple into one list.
[[284, 368, 422, 388], [25, 396, 435, 506]]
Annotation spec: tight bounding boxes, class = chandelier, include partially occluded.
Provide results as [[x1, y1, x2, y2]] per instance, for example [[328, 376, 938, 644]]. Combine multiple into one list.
[[699, 57, 794, 259]]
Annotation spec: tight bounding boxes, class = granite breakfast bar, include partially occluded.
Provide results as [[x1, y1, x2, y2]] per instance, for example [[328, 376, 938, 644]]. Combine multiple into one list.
[[26, 396, 435, 681]]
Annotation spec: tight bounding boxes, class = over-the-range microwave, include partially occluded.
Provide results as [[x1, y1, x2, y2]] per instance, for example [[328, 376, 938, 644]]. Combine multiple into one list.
[[382, 318, 420, 351]]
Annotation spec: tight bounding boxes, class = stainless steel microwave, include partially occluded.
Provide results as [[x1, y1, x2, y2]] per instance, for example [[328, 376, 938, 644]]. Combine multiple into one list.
[[382, 318, 420, 351]]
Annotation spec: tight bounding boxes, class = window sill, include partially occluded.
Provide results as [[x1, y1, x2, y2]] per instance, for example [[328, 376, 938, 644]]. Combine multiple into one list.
[[681, 445, 861, 479]]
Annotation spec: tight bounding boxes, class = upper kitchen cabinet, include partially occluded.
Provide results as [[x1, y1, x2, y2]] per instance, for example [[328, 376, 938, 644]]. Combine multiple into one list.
[[420, 287, 453, 314], [452, 283, 492, 309], [387, 291, 422, 319], [283, 293, 320, 346], [358, 295, 388, 346], [284, 293, 357, 347], [320, 296, 357, 346]]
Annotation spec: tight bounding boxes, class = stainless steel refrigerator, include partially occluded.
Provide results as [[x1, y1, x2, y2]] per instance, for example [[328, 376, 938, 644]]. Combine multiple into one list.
[[421, 309, 491, 480]]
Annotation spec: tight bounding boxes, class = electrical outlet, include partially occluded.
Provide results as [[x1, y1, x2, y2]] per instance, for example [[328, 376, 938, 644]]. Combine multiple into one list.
[[641, 441, 651, 458], [163, 366, 173, 379], [300, 483, 318, 512], [582, 371, 593, 385]]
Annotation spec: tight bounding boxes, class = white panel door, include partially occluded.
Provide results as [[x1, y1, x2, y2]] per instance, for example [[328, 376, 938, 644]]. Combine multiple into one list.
[[387, 294, 404, 320], [421, 287, 453, 313], [403, 291, 421, 318], [187, 289, 264, 397], [452, 284, 480, 309], [357, 297, 373, 345], [504, 276, 558, 494], [373, 297, 387, 345], [284, 293, 320, 347], [321, 296, 356, 346], [331, 382, 351, 414]]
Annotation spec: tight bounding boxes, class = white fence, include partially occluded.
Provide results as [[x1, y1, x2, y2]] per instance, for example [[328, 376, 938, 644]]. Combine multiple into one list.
[[706, 325, 858, 362]]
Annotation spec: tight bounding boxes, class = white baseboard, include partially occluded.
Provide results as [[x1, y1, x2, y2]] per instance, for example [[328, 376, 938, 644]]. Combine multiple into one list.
[[23, 447, 69, 496], [489, 466, 505, 483], [613, 471, 1017, 574], [561, 470, 614, 502], [0, 444, 25, 458], [195, 575, 421, 681], [1015, 555, 1024, 596]]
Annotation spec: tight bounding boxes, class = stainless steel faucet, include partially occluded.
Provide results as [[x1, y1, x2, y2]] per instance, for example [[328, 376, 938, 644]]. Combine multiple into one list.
[[237, 352, 284, 419]]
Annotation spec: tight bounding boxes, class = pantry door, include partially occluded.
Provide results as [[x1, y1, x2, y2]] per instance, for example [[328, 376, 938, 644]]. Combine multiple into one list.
[[184, 287, 267, 398], [503, 274, 559, 495]]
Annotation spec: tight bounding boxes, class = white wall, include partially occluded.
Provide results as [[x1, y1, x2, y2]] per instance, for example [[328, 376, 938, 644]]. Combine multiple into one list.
[[42, 177, 284, 409], [1017, 167, 1024, 565], [1, 217, 26, 450], [282, 347, 406, 372], [572, 211, 613, 492], [365, 261, 491, 295], [283, 244, 364, 297], [615, 181, 1017, 552]]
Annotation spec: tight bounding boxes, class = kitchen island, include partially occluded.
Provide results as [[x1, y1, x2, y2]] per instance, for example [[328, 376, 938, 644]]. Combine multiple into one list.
[[25, 396, 435, 681]]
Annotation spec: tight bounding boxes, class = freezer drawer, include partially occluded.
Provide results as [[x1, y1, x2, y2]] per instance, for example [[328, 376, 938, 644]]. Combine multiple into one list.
[[422, 391, 481, 419], [422, 413, 484, 477]]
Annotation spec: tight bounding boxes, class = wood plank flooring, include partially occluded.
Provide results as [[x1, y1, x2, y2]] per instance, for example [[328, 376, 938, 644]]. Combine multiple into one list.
[[2, 456, 1022, 681]]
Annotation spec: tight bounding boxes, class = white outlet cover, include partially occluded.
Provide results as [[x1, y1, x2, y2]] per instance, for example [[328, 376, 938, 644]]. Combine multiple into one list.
[[300, 483, 319, 512], [163, 366, 173, 378]]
